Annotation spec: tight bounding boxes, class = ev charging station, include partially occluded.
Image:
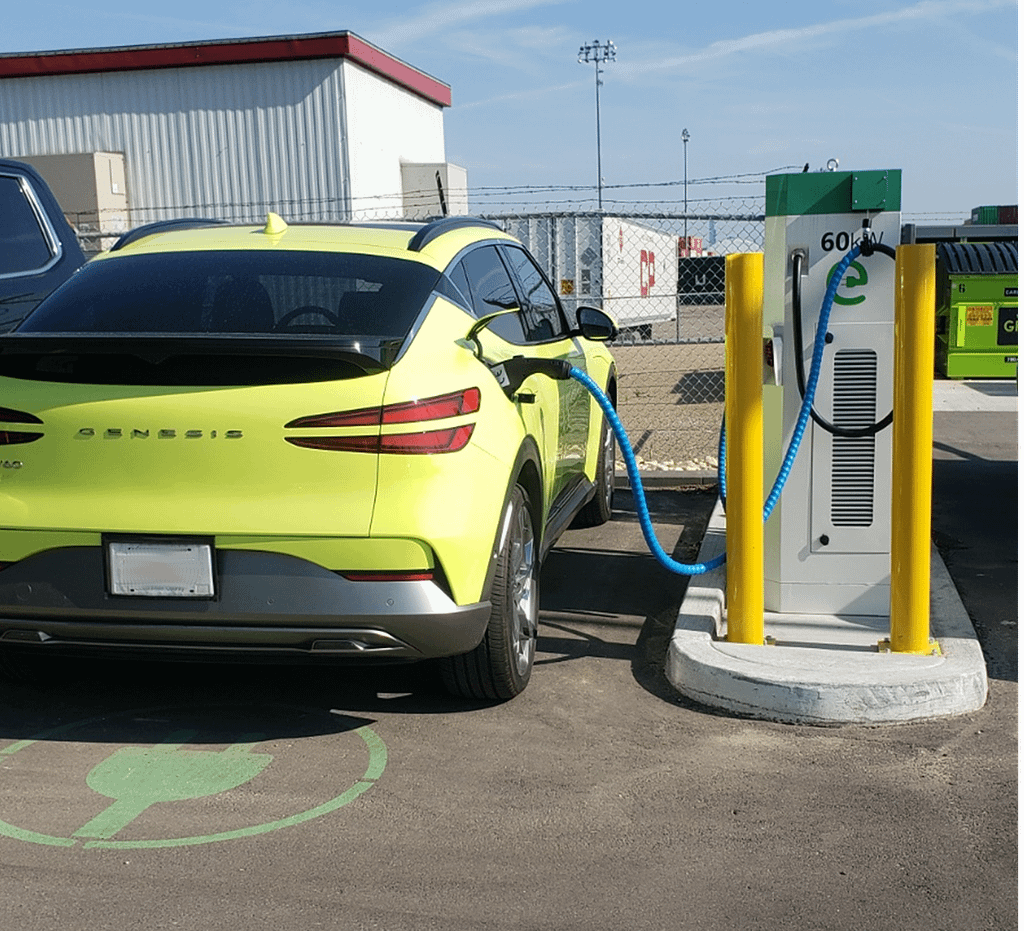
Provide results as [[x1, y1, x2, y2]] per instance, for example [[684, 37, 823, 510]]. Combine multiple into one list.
[[517, 163, 989, 722], [762, 169, 902, 617], [661, 166, 988, 723]]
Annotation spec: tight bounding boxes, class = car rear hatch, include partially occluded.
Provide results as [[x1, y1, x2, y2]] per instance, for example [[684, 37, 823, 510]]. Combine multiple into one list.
[[0, 336, 393, 537], [1, 241, 447, 539]]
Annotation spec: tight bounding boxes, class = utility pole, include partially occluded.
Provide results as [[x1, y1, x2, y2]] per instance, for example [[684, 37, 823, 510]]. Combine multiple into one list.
[[578, 40, 616, 211], [681, 128, 690, 251]]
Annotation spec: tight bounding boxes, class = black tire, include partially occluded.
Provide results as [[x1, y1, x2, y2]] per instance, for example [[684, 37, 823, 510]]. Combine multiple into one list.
[[441, 485, 538, 701], [571, 404, 615, 529]]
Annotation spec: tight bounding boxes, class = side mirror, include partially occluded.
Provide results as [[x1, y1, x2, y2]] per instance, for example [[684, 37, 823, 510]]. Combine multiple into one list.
[[576, 306, 617, 341]]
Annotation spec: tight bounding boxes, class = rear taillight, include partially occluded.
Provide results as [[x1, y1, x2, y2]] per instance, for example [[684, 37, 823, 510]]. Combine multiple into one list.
[[285, 388, 480, 429], [0, 408, 43, 425], [0, 408, 43, 444], [286, 425, 474, 455], [380, 426, 473, 454], [0, 431, 43, 446], [285, 389, 479, 454], [381, 389, 479, 424]]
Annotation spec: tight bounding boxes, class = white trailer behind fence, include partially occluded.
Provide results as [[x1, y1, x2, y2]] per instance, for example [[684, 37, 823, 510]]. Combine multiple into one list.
[[499, 214, 679, 337]]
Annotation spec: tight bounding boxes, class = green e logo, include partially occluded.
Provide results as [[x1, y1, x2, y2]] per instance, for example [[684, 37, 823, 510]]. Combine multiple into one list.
[[829, 260, 869, 306]]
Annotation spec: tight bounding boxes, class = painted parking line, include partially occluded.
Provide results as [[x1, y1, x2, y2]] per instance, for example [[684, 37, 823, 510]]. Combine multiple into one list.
[[0, 705, 386, 850]]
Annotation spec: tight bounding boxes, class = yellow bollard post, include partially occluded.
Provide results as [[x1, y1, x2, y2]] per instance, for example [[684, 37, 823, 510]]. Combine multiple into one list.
[[888, 243, 939, 654], [725, 253, 764, 645]]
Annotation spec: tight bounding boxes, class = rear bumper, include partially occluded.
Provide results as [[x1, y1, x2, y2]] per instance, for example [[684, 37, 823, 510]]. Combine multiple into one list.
[[0, 547, 490, 661]]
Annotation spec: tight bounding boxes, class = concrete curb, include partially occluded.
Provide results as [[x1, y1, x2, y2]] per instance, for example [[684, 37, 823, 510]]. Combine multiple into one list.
[[614, 470, 717, 489], [665, 502, 990, 725]]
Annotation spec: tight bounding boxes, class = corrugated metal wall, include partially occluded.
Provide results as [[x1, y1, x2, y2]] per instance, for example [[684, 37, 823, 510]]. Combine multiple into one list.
[[0, 59, 352, 224], [342, 61, 448, 220]]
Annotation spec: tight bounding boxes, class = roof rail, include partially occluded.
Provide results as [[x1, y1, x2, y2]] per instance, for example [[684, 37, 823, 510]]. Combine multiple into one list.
[[407, 217, 504, 253], [110, 218, 228, 252]]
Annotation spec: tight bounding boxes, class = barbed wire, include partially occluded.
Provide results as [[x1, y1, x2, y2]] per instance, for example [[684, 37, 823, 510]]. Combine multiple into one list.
[[468, 166, 806, 197], [71, 184, 970, 230], [108, 193, 766, 221]]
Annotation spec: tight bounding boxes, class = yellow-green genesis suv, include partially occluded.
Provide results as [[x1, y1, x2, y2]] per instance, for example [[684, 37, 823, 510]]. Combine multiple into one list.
[[0, 216, 617, 699]]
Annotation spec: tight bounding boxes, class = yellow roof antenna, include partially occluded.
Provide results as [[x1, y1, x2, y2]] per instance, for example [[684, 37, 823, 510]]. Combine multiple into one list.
[[264, 212, 288, 235]]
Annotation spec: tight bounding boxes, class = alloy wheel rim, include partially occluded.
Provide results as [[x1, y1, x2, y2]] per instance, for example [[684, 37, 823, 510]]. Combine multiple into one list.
[[509, 504, 537, 676], [602, 418, 615, 508]]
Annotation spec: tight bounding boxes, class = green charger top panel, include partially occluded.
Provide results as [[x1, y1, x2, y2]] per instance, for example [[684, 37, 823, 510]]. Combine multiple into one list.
[[766, 169, 901, 216]]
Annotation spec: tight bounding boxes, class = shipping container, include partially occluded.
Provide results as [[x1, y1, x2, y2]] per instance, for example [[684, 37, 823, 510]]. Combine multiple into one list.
[[971, 205, 998, 225], [998, 205, 1018, 224], [970, 204, 1018, 225]]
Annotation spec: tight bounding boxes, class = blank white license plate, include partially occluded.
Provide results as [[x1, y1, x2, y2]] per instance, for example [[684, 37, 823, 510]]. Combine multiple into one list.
[[108, 541, 214, 598]]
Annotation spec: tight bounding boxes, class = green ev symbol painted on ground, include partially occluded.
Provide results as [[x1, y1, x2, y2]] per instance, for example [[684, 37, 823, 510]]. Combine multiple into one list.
[[829, 259, 869, 306], [0, 705, 387, 850], [74, 730, 274, 840]]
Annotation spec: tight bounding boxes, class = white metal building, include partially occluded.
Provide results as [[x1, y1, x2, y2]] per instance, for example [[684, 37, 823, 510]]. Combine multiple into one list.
[[0, 32, 467, 245]]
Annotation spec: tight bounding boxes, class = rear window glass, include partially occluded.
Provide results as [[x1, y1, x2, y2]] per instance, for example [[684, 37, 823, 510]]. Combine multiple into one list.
[[18, 249, 441, 338]]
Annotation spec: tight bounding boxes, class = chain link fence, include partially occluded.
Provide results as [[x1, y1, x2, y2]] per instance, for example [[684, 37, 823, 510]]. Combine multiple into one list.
[[70, 200, 765, 474], [66, 210, 126, 257], [486, 207, 764, 473]]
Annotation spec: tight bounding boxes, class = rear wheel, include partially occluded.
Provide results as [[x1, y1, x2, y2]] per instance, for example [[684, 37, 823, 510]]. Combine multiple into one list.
[[441, 485, 538, 701]]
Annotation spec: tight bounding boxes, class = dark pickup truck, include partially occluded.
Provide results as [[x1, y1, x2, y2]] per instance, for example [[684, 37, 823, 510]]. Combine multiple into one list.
[[0, 158, 86, 332]]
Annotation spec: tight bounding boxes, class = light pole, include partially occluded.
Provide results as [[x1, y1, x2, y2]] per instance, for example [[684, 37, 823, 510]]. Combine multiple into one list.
[[578, 39, 616, 210], [681, 128, 690, 252]]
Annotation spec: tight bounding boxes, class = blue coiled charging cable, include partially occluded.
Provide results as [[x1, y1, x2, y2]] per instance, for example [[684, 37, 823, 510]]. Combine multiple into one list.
[[566, 242, 865, 576], [488, 242, 871, 576], [567, 363, 726, 575]]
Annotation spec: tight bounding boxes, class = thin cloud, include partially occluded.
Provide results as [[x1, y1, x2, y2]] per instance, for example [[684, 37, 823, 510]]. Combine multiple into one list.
[[621, 0, 1015, 75], [428, 22, 578, 75], [457, 79, 584, 110], [371, 0, 573, 47]]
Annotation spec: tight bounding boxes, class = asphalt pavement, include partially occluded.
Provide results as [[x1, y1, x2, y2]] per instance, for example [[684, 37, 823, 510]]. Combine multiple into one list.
[[0, 380, 1014, 931]]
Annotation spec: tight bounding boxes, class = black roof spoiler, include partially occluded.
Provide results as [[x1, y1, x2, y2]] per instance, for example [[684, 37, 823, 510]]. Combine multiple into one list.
[[406, 217, 504, 252]]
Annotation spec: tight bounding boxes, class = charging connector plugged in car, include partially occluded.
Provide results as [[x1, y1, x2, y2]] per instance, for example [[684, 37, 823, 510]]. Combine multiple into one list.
[[489, 356, 573, 399]]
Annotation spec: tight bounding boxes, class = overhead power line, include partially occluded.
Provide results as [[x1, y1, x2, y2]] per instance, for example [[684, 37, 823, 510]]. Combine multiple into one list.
[[466, 166, 806, 198]]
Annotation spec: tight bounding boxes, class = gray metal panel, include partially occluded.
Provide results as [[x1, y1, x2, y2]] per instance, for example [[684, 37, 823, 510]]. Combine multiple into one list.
[[902, 222, 1018, 244], [0, 59, 350, 225]]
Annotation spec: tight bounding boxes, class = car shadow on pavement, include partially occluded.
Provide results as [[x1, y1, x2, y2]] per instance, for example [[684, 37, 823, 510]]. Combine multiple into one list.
[[0, 651, 493, 736], [0, 487, 720, 726], [539, 486, 718, 706]]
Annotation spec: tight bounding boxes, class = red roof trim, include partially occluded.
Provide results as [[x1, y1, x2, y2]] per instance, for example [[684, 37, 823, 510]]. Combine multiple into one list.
[[0, 31, 451, 108], [342, 35, 451, 108]]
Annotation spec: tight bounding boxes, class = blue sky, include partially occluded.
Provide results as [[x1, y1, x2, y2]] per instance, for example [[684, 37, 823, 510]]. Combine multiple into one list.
[[3, 0, 1018, 221]]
